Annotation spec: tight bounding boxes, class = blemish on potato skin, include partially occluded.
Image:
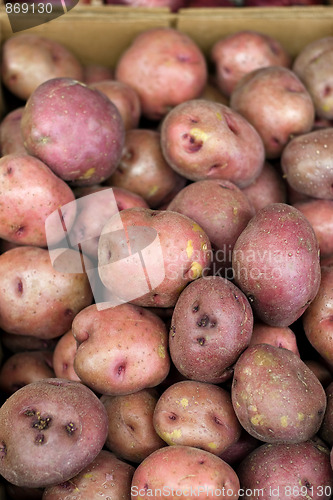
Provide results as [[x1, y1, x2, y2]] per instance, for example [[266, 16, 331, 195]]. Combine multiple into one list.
[[186, 240, 194, 259], [250, 414, 265, 426], [65, 422, 77, 435], [0, 442, 7, 458], [158, 345, 166, 358], [280, 416, 288, 427]]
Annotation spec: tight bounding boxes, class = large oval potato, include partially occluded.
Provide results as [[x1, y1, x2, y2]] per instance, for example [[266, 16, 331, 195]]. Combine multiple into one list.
[[232, 203, 321, 327], [232, 344, 327, 443]]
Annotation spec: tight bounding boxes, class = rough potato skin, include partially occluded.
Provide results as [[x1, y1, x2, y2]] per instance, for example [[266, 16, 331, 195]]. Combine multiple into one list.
[[169, 276, 253, 383], [319, 382, 333, 446], [116, 28, 207, 120], [231, 344, 327, 443], [0, 246, 93, 339], [232, 203, 321, 327], [21, 78, 125, 185], [153, 380, 242, 455], [237, 441, 333, 500], [131, 445, 240, 500], [0, 379, 108, 488]]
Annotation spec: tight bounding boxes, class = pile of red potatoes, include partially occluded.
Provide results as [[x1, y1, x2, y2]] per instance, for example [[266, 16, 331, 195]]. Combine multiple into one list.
[[0, 26, 333, 499]]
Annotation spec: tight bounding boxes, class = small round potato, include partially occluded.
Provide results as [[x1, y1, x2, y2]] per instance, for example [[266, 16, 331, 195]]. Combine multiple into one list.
[[249, 323, 300, 356]]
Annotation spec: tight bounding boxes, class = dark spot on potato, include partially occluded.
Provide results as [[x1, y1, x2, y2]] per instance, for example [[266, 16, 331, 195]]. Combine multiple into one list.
[[223, 66, 231, 74], [6, 166, 13, 175], [318, 408, 324, 416], [17, 279, 23, 294], [182, 133, 203, 153], [214, 416, 223, 425], [66, 422, 77, 435], [35, 433, 45, 445], [150, 212, 158, 217], [198, 459, 205, 464], [233, 377, 237, 387], [143, 484, 149, 491], [210, 320, 216, 328], [197, 337, 206, 346], [116, 364, 126, 376], [60, 481, 74, 490], [177, 54, 190, 63], [170, 325, 176, 337], [304, 480, 312, 489], [64, 308, 73, 318], [24, 409, 36, 417], [197, 315, 209, 327], [272, 136, 280, 146], [32, 415, 52, 431], [269, 41, 280, 56], [127, 423, 135, 431], [15, 226, 25, 236], [224, 113, 239, 135], [62, 362, 69, 372], [192, 304, 199, 313], [0, 442, 7, 458], [323, 85, 332, 97], [9, 74, 17, 82], [190, 118, 199, 124], [168, 413, 177, 420]]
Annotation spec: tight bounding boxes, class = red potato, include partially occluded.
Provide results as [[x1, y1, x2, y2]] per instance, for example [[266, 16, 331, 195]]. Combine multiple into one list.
[[237, 440, 333, 500], [282, 129, 333, 201], [0, 153, 76, 247], [304, 359, 333, 388], [241, 161, 287, 213], [83, 64, 113, 84], [101, 389, 165, 463], [42, 450, 134, 500], [90, 80, 141, 131], [0, 351, 54, 395], [0, 107, 26, 156], [0, 332, 58, 353], [1, 35, 83, 101], [72, 303, 170, 395], [116, 28, 207, 120], [319, 382, 333, 446], [0, 379, 108, 488], [211, 30, 291, 97], [200, 82, 229, 106], [232, 203, 321, 327], [153, 380, 242, 455], [160, 99, 265, 187], [0, 246, 93, 339], [98, 207, 211, 308], [131, 445, 240, 500], [52, 330, 81, 382], [294, 199, 333, 259], [107, 129, 185, 208], [169, 276, 253, 384], [249, 323, 300, 356], [230, 66, 315, 159], [219, 429, 260, 466], [21, 78, 125, 186]]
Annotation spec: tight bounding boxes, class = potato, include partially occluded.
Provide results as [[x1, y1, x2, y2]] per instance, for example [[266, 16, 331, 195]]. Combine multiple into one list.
[[153, 380, 241, 455], [169, 276, 253, 383], [232, 203, 321, 327], [0, 378, 108, 488], [281, 128, 333, 200], [304, 359, 332, 388], [0, 153, 76, 247], [90, 80, 141, 130], [0, 351, 54, 395], [319, 382, 333, 446], [116, 27, 207, 120], [1, 34, 83, 101], [0, 332, 58, 354], [230, 66, 315, 158], [42, 450, 134, 500], [231, 344, 327, 443], [101, 389, 165, 462], [211, 30, 291, 97], [83, 64, 113, 84], [0, 246, 93, 339], [249, 323, 300, 356], [72, 303, 170, 395], [219, 429, 260, 466], [168, 179, 254, 270], [21, 78, 125, 186], [303, 265, 333, 368], [107, 129, 185, 208], [237, 440, 333, 500], [98, 207, 211, 308], [131, 445, 240, 500], [0, 107, 26, 156], [200, 82, 229, 105], [241, 161, 287, 213], [160, 99, 264, 187], [52, 330, 81, 382]]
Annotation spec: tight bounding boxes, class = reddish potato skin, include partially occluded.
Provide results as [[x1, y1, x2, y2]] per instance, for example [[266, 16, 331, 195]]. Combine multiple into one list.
[[231, 344, 327, 444], [0, 154, 76, 247], [237, 441, 333, 500], [0, 351, 54, 395], [1, 332, 58, 353], [52, 330, 81, 382], [230, 66, 315, 159], [293, 37, 333, 80], [0, 379, 108, 488], [1, 35, 83, 101], [73, 304, 170, 395], [241, 161, 287, 213], [232, 203, 321, 327], [153, 380, 241, 455], [101, 389, 165, 463], [131, 445, 240, 500], [219, 429, 260, 466], [98, 208, 211, 308], [0, 246, 93, 339], [294, 199, 333, 259], [42, 450, 134, 500], [168, 179, 254, 270], [211, 30, 291, 97], [304, 359, 332, 388], [83, 64, 113, 84], [21, 78, 125, 186], [116, 28, 207, 120], [0, 107, 26, 156], [160, 99, 264, 187], [320, 382, 333, 446], [107, 129, 185, 208], [249, 323, 300, 356], [169, 276, 253, 384], [303, 266, 333, 368], [281, 129, 333, 200], [200, 82, 229, 106], [90, 80, 141, 131]]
